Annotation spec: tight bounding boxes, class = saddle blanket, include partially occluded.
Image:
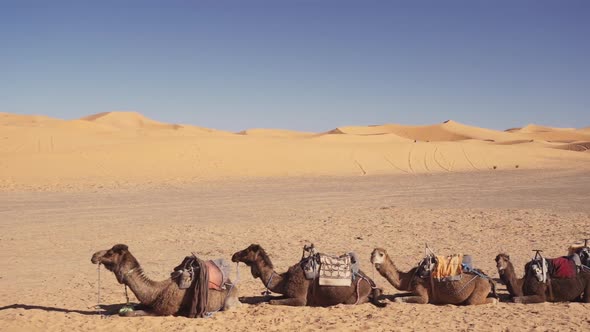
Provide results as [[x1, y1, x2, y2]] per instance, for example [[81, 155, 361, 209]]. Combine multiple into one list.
[[205, 259, 231, 290], [550, 257, 576, 279], [432, 254, 463, 280], [318, 254, 352, 287]]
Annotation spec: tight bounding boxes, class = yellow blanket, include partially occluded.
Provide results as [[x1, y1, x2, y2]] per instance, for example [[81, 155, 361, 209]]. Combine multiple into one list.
[[432, 254, 463, 280]]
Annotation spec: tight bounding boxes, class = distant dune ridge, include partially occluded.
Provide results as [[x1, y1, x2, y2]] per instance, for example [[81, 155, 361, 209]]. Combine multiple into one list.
[[1, 111, 589, 190]]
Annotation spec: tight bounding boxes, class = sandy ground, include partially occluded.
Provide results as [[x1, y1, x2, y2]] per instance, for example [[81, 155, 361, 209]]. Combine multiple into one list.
[[1, 111, 590, 191], [1, 112, 589, 331], [1, 169, 589, 332]]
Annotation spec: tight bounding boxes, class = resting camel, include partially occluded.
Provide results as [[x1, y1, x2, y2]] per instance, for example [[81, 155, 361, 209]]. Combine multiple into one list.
[[231, 244, 385, 307], [495, 253, 524, 298], [91, 244, 240, 316], [494, 252, 590, 303], [371, 248, 497, 305]]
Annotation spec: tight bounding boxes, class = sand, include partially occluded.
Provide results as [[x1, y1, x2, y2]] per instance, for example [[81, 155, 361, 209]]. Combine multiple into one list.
[[1, 112, 590, 331], [1, 112, 589, 191]]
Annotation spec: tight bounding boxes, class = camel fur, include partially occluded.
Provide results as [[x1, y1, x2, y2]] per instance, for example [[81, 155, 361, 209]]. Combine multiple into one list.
[[231, 244, 385, 307], [495, 252, 590, 303], [371, 248, 497, 305], [91, 244, 240, 317]]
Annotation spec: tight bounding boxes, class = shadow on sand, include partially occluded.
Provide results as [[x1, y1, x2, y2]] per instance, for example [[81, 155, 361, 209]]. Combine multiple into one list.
[[0, 303, 131, 316]]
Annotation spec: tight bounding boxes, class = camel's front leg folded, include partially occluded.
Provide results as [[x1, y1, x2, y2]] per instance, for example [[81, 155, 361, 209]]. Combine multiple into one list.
[[269, 297, 307, 306], [512, 295, 546, 304]]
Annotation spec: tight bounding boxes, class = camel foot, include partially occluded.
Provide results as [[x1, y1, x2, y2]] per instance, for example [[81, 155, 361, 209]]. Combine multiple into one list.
[[488, 298, 499, 305], [393, 297, 405, 303], [119, 309, 154, 317]]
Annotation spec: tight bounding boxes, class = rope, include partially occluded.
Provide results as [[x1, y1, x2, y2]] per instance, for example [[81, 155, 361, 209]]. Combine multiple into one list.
[[454, 274, 478, 295], [125, 285, 130, 306], [354, 277, 363, 305], [96, 263, 104, 318], [262, 272, 275, 296]]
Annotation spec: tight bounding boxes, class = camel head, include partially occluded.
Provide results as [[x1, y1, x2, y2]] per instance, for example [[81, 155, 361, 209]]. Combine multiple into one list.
[[231, 244, 273, 279], [91, 244, 138, 284], [371, 248, 388, 270], [495, 253, 511, 275]]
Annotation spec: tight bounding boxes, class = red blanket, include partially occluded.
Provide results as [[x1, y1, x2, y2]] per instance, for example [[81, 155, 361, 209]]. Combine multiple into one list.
[[205, 260, 224, 290], [550, 257, 576, 279]]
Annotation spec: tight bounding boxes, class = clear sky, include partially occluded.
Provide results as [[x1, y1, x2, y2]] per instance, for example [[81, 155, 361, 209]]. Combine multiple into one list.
[[1, 0, 588, 132]]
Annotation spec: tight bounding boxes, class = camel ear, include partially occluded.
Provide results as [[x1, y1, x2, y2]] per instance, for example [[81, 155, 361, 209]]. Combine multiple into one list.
[[112, 244, 128, 253], [249, 244, 261, 252]]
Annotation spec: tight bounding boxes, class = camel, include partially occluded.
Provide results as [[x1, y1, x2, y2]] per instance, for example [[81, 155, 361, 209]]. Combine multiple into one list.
[[231, 244, 385, 307], [494, 252, 590, 303], [370, 248, 497, 305], [495, 253, 524, 298], [91, 244, 240, 317]]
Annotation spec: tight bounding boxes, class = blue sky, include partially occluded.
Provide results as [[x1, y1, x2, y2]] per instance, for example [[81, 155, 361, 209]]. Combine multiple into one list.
[[1, 0, 588, 132]]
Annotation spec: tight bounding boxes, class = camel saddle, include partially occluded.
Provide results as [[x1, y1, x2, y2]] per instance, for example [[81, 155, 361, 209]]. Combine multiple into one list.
[[529, 251, 579, 283], [299, 245, 359, 287], [417, 254, 472, 282], [171, 256, 231, 291], [568, 243, 590, 271]]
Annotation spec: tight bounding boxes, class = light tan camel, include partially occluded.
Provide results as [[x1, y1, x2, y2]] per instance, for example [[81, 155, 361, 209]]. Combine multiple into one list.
[[371, 248, 497, 305], [91, 244, 240, 316]]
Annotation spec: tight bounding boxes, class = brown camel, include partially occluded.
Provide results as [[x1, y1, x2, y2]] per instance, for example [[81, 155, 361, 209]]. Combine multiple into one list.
[[370, 248, 497, 305], [231, 244, 385, 307], [495, 253, 524, 298], [91, 244, 240, 316], [494, 252, 590, 303]]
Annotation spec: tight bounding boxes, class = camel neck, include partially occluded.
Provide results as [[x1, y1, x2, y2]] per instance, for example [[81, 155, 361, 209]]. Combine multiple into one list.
[[379, 256, 414, 291], [121, 263, 165, 306], [253, 255, 283, 293], [500, 263, 523, 297]]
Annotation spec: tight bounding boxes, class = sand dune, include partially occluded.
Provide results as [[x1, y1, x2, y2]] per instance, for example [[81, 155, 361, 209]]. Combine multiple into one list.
[[506, 124, 590, 142], [552, 141, 590, 152], [237, 128, 315, 137], [1, 112, 589, 191], [80, 111, 181, 130], [326, 120, 527, 142]]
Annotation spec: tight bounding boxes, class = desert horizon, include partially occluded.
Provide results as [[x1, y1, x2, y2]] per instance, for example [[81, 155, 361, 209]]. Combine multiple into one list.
[[1, 111, 589, 192]]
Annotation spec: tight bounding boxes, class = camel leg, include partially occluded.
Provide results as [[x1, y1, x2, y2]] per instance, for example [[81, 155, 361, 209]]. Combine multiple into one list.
[[395, 284, 429, 304], [223, 287, 242, 310], [513, 295, 546, 304], [582, 281, 590, 303], [224, 295, 242, 310], [464, 280, 498, 305], [269, 297, 307, 306]]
